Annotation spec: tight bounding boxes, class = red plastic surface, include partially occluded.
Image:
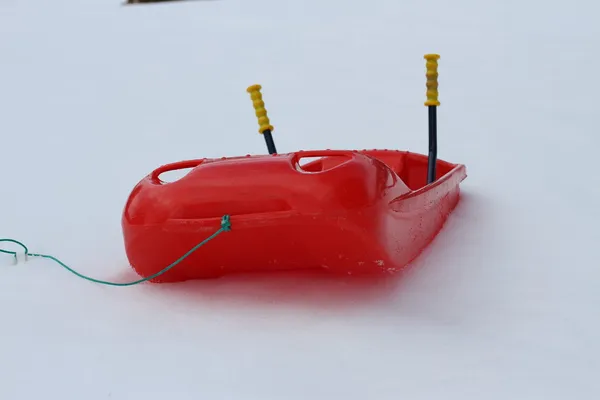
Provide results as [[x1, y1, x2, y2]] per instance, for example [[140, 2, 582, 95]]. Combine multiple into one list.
[[121, 150, 466, 282]]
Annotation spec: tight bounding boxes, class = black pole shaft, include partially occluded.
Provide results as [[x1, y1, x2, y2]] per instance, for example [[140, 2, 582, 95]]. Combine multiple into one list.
[[263, 129, 277, 154], [427, 105, 437, 184]]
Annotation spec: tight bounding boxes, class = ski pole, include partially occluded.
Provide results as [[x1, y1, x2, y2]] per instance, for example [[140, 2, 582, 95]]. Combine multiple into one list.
[[424, 54, 440, 184]]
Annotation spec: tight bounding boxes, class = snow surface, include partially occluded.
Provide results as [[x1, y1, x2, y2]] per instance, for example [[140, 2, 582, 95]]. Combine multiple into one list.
[[1, 0, 599, 398]]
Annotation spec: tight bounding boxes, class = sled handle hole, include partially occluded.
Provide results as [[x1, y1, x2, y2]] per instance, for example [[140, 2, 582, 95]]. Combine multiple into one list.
[[292, 151, 354, 173], [150, 160, 205, 184]]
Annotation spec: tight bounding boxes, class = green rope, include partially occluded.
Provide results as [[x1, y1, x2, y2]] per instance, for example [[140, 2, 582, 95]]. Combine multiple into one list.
[[0, 215, 232, 286]]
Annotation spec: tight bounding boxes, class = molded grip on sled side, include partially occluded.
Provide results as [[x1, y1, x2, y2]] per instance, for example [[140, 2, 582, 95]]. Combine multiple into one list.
[[247, 84, 274, 134], [424, 54, 440, 106]]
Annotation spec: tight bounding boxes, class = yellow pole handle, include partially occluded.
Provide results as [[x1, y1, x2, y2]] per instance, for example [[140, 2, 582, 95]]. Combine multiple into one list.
[[424, 54, 440, 106], [246, 84, 274, 134]]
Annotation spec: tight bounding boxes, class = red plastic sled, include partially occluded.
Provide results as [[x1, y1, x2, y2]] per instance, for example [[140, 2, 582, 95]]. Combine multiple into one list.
[[121, 149, 466, 282]]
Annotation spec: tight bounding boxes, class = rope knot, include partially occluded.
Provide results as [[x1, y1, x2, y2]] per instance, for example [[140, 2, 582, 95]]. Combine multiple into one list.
[[221, 215, 232, 231]]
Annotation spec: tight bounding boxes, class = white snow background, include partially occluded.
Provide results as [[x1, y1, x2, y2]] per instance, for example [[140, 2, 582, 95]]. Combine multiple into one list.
[[1, 0, 599, 399]]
